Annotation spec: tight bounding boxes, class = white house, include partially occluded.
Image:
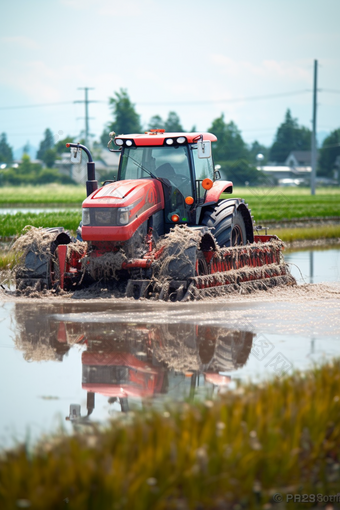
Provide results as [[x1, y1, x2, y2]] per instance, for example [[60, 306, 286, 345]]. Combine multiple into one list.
[[258, 150, 314, 186]]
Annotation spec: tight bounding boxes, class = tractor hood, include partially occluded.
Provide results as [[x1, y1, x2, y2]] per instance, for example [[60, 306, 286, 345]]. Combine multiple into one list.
[[81, 179, 164, 242], [83, 179, 164, 207]]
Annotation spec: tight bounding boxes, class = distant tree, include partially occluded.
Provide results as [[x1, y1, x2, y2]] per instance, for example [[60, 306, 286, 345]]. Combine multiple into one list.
[[22, 141, 30, 155], [19, 154, 41, 175], [208, 115, 249, 162], [269, 109, 311, 163], [37, 128, 55, 161], [318, 128, 340, 178], [248, 140, 269, 165], [164, 111, 184, 132], [55, 136, 74, 155], [147, 115, 165, 131], [100, 129, 111, 148], [103, 89, 142, 143], [0, 133, 13, 164], [0, 153, 75, 185], [219, 159, 266, 186], [42, 148, 57, 168]]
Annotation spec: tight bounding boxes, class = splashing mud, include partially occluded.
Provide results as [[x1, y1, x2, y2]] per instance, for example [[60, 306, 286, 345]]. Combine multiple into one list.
[[2, 224, 313, 303]]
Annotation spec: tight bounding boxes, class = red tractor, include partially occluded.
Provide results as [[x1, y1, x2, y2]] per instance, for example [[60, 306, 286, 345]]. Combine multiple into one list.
[[16, 130, 295, 299]]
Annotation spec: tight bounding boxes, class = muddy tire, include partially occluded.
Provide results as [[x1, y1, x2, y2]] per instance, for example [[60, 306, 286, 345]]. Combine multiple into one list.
[[159, 228, 213, 281], [164, 242, 197, 280], [201, 198, 254, 247], [15, 227, 74, 290]]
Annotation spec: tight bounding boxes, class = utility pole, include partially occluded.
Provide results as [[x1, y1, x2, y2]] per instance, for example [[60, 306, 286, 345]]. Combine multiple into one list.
[[74, 87, 97, 148], [311, 60, 318, 195]]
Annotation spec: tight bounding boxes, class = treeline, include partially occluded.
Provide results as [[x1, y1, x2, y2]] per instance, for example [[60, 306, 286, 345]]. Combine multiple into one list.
[[101, 89, 339, 181], [0, 132, 76, 185], [1, 89, 339, 186]]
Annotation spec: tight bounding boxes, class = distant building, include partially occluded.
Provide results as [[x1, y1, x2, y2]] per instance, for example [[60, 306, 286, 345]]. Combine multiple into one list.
[[284, 151, 313, 168], [258, 150, 315, 186]]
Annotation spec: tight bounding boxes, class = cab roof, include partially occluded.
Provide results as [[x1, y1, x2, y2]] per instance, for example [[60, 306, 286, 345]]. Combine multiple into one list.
[[114, 131, 217, 147]]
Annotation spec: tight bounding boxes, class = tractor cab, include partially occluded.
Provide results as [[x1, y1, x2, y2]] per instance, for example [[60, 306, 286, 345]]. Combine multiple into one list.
[[113, 131, 217, 225]]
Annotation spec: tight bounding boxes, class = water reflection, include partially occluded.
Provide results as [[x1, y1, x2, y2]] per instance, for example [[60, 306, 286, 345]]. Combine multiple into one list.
[[285, 247, 340, 284], [14, 304, 254, 422]]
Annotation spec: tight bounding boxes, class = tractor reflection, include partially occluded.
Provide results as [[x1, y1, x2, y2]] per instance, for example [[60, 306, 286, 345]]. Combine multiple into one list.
[[13, 304, 254, 425], [59, 320, 254, 422]]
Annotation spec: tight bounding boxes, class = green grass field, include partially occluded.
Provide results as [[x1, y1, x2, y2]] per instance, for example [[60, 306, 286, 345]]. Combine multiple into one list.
[[0, 186, 339, 238], [0, 184, 86, 206], [0, 185, 339, 220], [225, 187, 340, 222], [1, 360, 340, 509], [0, 211, 81, 238]]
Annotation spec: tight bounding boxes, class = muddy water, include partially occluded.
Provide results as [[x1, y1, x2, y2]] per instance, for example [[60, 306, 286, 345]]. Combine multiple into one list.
[[0, 247, 339, 448]]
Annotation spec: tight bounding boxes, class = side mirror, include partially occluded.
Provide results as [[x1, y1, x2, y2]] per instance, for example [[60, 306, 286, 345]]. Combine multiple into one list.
[[70, 147, 82, 164], [214, 164, 221, 180], [197, 140, 211, 159]]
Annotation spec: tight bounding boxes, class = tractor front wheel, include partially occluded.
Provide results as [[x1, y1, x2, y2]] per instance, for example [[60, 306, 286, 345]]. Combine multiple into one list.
[[201, 198, 254, 248]]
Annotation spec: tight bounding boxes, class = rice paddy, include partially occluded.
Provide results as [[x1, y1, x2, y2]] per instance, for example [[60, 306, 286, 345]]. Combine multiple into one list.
[[274, 224, 340, 243], [0, 184, 85, 206], [1, 360, 339, 509], [0, 185, 339, 223], [0, 211, 81, 238], [223, 187, 340, 222], [1, 185, 339, 509]]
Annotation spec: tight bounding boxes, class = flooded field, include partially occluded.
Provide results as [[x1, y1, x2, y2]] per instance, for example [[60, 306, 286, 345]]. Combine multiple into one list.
[[0, 247, 339, 449], [0, 207, 80, 215]]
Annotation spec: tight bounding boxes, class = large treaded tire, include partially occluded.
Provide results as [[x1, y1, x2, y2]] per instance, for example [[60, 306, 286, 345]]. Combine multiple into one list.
[[15, 227, 74, 290], [201, 198, 254, 247]]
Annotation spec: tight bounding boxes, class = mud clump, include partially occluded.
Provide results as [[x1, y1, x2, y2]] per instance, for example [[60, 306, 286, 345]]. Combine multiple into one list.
[[12, 227, 57, 258], [81, 251, 127, 282]]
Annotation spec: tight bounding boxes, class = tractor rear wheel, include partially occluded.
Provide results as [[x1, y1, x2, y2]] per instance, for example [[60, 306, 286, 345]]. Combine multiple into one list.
[[201, 198, 254, 248]]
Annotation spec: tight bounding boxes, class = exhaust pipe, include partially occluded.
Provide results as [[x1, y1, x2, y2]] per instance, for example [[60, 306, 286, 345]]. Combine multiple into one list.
[[66, 143, 98, 197]]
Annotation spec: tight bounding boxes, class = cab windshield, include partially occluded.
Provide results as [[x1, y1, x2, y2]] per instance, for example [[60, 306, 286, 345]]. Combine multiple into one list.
[[119, 145, 193, 197]]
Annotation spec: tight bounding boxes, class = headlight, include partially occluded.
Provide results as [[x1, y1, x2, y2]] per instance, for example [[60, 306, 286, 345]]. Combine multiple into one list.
[[82, 208, 90, 226], [118, 207, 130, 225], [176, 137, 186, 144]]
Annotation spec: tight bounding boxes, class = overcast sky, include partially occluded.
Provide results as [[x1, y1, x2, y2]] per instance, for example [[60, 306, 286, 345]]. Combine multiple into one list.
[[1, 0, 339, 154]]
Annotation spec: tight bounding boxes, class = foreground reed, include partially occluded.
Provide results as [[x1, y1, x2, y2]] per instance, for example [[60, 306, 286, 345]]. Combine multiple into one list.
[[1, 361, 340, 509]]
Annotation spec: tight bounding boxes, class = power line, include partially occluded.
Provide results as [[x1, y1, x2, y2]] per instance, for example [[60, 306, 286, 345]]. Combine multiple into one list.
[[137, 90, 311, 106], [0, 101, 74, 111], [0, 89, 311, 111]]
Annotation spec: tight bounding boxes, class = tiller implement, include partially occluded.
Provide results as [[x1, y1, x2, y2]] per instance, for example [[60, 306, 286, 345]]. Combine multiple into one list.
[[15, 131, 295, 299]]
